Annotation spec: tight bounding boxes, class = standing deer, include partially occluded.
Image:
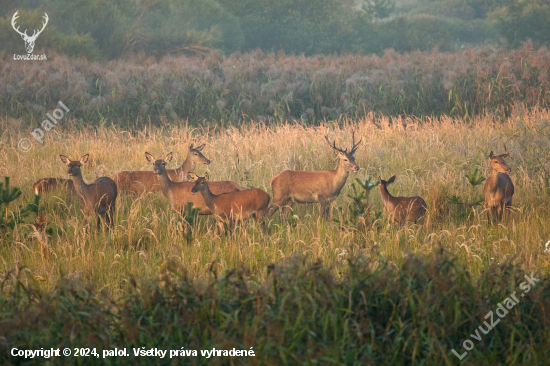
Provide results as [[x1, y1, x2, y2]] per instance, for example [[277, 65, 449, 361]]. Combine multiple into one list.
[[266, 132, 361, 219], [378, 175, 427, 224], [484, 151, 514, 223], [145, 152, 243, 215], [112, 144, 216, 195], [33, 177, 74, 195], [59, 154, 117, 229], [189, 173, 270, 234], [12, 11, 48, 54]]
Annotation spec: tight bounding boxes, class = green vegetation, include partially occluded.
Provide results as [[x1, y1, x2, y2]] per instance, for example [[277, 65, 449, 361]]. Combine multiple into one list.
[[1, 46, 549, 126], [1, 0, 550, 59]]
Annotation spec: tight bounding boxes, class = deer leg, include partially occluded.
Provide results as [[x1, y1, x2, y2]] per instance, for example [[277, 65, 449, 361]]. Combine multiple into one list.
[[320, 200, 331, 219]]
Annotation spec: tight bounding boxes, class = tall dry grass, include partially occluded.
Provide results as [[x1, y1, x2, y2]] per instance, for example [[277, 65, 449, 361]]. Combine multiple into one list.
[[1, 109, 550, 297]]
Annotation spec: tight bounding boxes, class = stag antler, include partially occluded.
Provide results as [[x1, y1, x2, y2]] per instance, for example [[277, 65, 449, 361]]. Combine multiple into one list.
[[325, 135, 347, 154], [11, 11, 27, 37], [350, 130, 362, 154], [31, 13, 49, 39]]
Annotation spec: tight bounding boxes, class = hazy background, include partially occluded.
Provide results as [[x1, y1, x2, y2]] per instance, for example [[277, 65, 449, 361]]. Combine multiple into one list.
[[1, 0, 549, 59]]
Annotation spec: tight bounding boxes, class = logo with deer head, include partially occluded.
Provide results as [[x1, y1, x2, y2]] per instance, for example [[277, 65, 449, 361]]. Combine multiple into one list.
[[11, 11, 49, 54]]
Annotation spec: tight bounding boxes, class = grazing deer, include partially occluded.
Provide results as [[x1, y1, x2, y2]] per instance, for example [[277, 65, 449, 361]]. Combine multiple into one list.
[[378, 175, 427, 224], [145, 152, 243, 215], [112, 144, 214, 195], [33, 177, 74, 195], [59, 154, 118, 229], [189, 173, 270, 234], [484, 151, 514, 223], [266, 132, 361, 219]]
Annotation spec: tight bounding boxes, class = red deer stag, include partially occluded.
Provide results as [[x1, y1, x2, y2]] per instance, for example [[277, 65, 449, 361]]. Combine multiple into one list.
[[266, 132, 361, 219], [112, 144, 216, 195], [145, 152, 243, 215], [190, 173, 270, 234], [59, 154, 117, 229], [378, 175, 427, 224], [484, 151, 514, 223]]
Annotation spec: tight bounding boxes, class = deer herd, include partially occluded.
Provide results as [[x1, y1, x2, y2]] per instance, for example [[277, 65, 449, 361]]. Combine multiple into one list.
[[34, 132, 515, 233]]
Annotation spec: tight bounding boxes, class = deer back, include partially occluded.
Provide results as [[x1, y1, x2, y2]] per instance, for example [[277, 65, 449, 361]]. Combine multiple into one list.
[[33, 178, 74, 195]]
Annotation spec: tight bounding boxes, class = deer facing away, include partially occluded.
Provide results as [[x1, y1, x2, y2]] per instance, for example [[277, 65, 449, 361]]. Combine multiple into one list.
[[484, 151, 514, 223], [378, 175, 427, 224], [112, 144, 213, 195], [59, 154, 118, 229], [266, 132, 361, 219], [190, 173, 270, 234], [145, 152, 243, 215]]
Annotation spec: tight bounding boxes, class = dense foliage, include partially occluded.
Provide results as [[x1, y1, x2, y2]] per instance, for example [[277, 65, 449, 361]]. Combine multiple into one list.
[[1, 0, 549, 59], [1, 45, 549, 126], [1, 252, 549, 365]]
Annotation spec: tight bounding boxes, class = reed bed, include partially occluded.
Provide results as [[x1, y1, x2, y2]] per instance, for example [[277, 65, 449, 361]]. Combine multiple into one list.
[[1, 44, 549, 127]]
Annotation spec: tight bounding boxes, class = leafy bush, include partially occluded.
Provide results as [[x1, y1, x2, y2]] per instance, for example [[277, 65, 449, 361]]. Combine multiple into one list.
[[1, 252, 549, 364]]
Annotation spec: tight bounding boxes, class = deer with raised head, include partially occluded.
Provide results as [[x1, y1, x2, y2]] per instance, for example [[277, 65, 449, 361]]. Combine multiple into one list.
[[112, 144, 219, 195], [12, 11, 48, 54], [378, 175, 427, 224], [484, 151, 514, 223], [145, 152, 243, 215], [59, 154, 117, 229], [266, 132, 361, 219], [189, 173, 270, 234], [33, 177, 74, 195]]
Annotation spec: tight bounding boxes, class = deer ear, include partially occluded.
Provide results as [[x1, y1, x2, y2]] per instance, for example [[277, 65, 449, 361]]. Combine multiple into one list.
[[145, 152, 154, 163], [60, 155, 71, 165], [80, 154, 89, 164], [388, 175, 396, 184], [196, 144, 205, 151], [188, 144, 194, 150], [164, 152, 173, 163], [500, 153, 509, 158], [489, 151, 494, 159], [204, 172, 209, 181], [188, 173, 198, 181]]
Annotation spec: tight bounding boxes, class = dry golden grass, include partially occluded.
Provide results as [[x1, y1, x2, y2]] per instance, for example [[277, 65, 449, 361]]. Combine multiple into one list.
[[1, 109, 550, 297]]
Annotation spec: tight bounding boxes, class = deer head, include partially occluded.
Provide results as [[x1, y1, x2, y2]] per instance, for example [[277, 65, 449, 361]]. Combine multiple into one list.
[[60, 154, 89, 177], [12, 11, 49, 54], [488, 151, 511, 174], [324, 131, 362, 172], [145, 152, 172, 175]]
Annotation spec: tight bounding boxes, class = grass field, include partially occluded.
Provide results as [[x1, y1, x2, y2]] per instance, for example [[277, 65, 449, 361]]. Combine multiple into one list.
[[2, 109, 550, 364]]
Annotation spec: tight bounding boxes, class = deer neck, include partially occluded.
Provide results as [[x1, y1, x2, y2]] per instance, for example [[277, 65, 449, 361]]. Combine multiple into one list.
[[379, 185, 393, 206], [198, 183, 217, 212], [69, 172, 90, 203], [486, 169, 503, 192], [174, 155, 195, 180], [156, 170, 173, 197], [332, 159, 350, 192]]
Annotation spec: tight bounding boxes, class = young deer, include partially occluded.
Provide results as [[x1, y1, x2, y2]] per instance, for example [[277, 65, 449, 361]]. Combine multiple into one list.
[[33, 177, 74, 195], [266, 132, 361, 219], [189, 173, 270, 234], [59, 154, 118, 229], [484, 151, 514, 223], [145, 152, 243, 215], [112, 144, 212, 195], [378, 175, 427, 224]]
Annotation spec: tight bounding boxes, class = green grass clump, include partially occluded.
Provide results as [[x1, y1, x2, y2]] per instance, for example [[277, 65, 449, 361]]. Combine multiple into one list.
[[1, 251, 549, 365]]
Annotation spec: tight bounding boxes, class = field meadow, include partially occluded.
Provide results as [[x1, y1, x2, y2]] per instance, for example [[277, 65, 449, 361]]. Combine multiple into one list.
[[2, 108, 550, 364]]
